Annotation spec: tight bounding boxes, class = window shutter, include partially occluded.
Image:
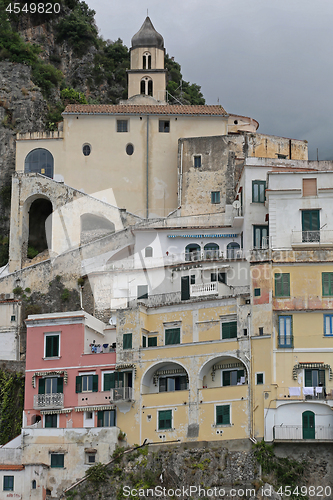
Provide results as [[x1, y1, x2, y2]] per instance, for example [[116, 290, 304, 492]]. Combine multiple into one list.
[[303, 178, 317, 196], [97, 411, 103, 427], [222, 323, 230, 339], [223, 371, 231, 386], [104, 374, 111, 391], [76, 376, 82, 393], [282, 274, 290, 296], [165, 328, 180, 345], [38, 378, 45, 394], [148, 336, 157, 347], [238, 370, 245, 382], [57, 378, 63, 394], [159, 378, 167, 392], [92, 375, 98, 392], [142, 336, 146, 348], [305, 369, 312, 387], [53, 336, 59, 356], [322, 273, 331, 296], [180, 376, 187, 390], [45, 337, 52, 357], [123, 333, 132, 349], [230, 322, 237, 338], [275, 274, 282, 296]]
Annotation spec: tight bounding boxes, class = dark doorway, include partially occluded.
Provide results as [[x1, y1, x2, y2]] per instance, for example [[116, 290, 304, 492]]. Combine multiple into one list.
[[181, 276, 190, 301], [28, 198, 52, 255]]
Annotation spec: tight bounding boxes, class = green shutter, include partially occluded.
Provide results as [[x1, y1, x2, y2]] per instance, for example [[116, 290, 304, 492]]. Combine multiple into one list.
[[275, 273, 290, 297], [222, 322, 237, 339], [75, 376, 82, 393], [104, 373, 114, 391], [123, 333, 132, 349], [51, 454, 64, 468], [159, 410, 172, 430], [216, 405, 230, 425], [57, 377, 63, 394], [322, 273, 333, 296], [143, 336, 146, 348], [97, 411, 103, 427], [305, 369, 312, 387], [92, 374, 98, 392], [165, 328, 180, 345], [238, 370, 245, 382], [282, 274, 290, 296], [223, 371, 231, 386], [38, 378, 45, 394], [318, 370, 325, 386], [148, 336, 157, 347], [45, 336, 52, 357]]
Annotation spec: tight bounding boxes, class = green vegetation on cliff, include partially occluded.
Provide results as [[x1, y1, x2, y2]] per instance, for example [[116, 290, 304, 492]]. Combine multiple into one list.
[[0, 370, 25, 444]]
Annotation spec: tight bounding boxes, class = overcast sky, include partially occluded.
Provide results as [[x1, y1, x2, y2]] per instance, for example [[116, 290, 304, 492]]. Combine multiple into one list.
[[87, 0, 333, 160]]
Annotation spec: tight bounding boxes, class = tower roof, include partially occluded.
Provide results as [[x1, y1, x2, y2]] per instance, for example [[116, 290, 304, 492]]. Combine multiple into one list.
[[131, 17, 164, 49]]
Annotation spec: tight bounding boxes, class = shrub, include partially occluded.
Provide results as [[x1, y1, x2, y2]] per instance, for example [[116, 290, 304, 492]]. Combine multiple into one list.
[[27, 246, 39, 259], [61, 288, 70, 301], [13, 286, 23, 295]]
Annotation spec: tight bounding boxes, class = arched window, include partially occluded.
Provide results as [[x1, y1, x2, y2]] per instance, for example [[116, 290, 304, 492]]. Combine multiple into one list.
[[185, 243, 200, 262], [25, 149, 54, 178], [28, 198, 53, 256], [143, 52, 151, 69], [204, 243, 219, 259], [32, 480, 36, 489], [226, 242, 240, 259], [145, 246, 153, 257], [140, 77, 153, 96]]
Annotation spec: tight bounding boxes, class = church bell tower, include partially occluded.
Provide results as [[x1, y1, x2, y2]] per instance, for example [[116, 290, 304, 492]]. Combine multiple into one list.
[[127, 17, 167, 103]]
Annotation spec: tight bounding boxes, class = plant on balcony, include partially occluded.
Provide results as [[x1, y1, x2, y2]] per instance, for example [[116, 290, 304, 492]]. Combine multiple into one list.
[[118, 430, 126, 441]]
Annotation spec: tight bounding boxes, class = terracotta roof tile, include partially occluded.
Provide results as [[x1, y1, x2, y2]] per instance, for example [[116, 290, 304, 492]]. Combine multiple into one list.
[[0, 464, 24, 470], [63, 104, 228, 116]]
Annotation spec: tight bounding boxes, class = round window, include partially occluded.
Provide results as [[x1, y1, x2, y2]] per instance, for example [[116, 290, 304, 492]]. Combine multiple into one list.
[[83, 144, 91, 156], [126, 143, 134, 156]]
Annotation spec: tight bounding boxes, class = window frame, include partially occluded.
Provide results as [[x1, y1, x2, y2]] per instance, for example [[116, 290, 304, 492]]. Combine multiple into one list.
[[165, 327, 181, 345], [215, 405, 230, 426], [50, 453, 64, 468], [123, 333, 132, 350], [324, 314, 333, 336], [76, 373, 98, 393], [322, 272, 333, 296], [278, 315, 293, 348], [137, 285, 148, 299], [3, 476, 14, 492], [274, 273, 290, 297], [254, 288, 261, 297], [159, 120, 170, 133], [44, 413, 58, 428], [97, 409, 116, 427], [145, 246, 153, 258], [221, 369, 245, 387], [44, 333, 60, 359], [253, 225, 269, 249], [221, 320, 237, 340], [211, 191, 221, 204], [256, 372, 264, 385], [158, 409, 172, 430], [193, 155, 202, 168], [117, 120, 128, 132], [252, 180, 266, 203], [148, 336, 157, 347]]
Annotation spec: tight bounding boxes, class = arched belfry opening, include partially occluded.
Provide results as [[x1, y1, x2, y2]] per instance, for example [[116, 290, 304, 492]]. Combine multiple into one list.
[[28, 198, 53, 256]]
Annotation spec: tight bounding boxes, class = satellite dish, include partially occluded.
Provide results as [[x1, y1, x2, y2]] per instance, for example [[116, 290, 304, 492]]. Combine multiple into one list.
[[233, 200, 241, 209]]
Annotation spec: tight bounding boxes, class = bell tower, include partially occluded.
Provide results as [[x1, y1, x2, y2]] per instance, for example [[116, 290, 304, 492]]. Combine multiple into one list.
[[127, 17, 167, 102]]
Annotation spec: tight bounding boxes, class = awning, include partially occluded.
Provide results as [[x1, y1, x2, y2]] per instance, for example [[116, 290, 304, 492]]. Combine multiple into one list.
[[40, 408, 73, 415], [75, 405, 115, 412]]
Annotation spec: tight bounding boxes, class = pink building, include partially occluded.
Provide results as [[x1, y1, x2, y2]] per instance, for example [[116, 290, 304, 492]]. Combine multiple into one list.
[[6, 311, 122, 499]]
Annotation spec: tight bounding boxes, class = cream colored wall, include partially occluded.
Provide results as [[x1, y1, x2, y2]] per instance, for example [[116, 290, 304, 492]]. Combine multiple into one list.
[[128, 72, 166, 101], [16, 114, 227, 217], [130, 46, 165, 70]]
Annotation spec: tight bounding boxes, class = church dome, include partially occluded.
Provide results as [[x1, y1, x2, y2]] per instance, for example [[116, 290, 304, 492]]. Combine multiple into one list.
[[131, 17, 164, 49]]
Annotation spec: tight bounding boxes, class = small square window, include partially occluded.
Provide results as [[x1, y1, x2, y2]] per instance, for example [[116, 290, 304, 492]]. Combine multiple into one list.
[[117, 120, 128, 132], [148, 336, 157, 347], [165, 328, 180, 345], [254, 288, 261, 297], [123, 333, 132, 350], [216, 405, 230, 425], [86, 452, 96, 464], [211, 191, 220, 204], [158, 409, 172, 430], [190, 274, 195, 284], [51, 453, 64, 468], [45, 334, 59, 358], [159, 120, 170, 133], [10, 315, 16, 321], [3, 476, 14, 491], [259, 327, 264, 336], [145, 246, 153, 257], [137, 285, 148, 299], [194, 156, 201, 168], [256, 373, 264, 385]]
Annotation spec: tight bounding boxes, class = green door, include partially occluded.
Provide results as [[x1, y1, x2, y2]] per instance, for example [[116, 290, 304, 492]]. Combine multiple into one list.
[[302, 210, 320, 242], [302, 411, 315, 439]]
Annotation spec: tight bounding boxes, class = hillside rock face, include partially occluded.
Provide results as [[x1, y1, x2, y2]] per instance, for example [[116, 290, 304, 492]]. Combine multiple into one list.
[[0, 62, 47, 234]]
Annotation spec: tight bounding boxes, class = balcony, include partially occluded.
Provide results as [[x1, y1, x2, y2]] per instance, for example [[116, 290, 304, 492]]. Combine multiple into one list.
[[291, 230, 333, 248], [110, 387, 133, 402], [33, 393, 64, 410], [273, 425, 333, 441], [190, 282, 218, 297]]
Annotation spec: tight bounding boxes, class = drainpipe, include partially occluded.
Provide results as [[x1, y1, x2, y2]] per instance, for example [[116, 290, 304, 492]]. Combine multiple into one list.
[[247, 312, 254, 440], [179, 141, 183, 208], [146, 115, 149, 219]]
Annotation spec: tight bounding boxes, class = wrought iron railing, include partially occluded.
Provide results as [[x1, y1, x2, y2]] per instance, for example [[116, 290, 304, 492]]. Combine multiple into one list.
[[33, 393, 64, 409]]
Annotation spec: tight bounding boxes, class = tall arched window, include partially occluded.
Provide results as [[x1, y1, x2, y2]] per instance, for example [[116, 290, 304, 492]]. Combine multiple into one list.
[[24, 149, 54, 178], [226, 242, 240, 259], [140, 77, 153, 96], [143, 52, 151, 69]]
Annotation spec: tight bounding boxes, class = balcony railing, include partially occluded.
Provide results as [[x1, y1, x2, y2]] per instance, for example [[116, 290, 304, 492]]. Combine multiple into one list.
[[190, 282, 218, 297], [110, 387, 133, 402], [291, 230, 333, 247], [33, 393, 64, 409], [273, 425, 333, 441]]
